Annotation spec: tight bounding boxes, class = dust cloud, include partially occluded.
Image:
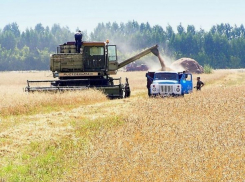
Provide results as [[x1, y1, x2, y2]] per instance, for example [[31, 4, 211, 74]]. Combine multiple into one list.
[[107, 38, 185, 72], [147, 54, 185, 72]]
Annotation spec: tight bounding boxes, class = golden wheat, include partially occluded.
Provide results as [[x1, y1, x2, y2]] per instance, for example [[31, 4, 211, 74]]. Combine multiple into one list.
[[0, 69, 245, 181], [0, 71, 108, 117], [72, 85, 245, 181]]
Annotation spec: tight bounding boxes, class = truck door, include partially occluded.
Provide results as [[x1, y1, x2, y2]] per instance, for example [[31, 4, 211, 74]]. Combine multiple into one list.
[[180, 73, 193, 94], [146, 72, 155, 89], [146, 72, 155, 96]]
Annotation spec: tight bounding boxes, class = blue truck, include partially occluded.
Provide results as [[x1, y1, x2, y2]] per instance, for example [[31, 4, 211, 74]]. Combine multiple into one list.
[[146, 71, 193, 97]]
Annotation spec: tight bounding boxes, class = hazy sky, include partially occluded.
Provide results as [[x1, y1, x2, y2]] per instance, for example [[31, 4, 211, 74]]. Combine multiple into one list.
[[0, 0, 244, 33]]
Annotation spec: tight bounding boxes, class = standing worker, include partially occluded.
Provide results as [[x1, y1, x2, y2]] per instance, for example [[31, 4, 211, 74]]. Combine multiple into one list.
[[75, 30, 83, 53], [195, 77, 204, 90]]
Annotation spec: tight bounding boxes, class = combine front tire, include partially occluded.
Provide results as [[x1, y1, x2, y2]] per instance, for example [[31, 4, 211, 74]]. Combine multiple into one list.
[[125, 86, 131, 98]]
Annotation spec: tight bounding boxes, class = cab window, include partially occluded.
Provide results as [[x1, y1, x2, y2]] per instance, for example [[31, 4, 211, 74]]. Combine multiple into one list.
[[90, 46, 104, 56], [108, 45, 117, 61]]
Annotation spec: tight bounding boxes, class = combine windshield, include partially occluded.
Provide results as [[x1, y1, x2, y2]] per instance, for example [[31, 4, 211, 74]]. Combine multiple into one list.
[[154, 73, 178, 80], [83, 46, 105, 70], [90, 46, 104, 56]]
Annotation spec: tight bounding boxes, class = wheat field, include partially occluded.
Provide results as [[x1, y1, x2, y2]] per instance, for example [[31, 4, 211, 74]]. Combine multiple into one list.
[[0, 70, 245, 181]]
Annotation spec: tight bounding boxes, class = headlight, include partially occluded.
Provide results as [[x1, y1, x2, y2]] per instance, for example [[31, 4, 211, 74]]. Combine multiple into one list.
[[151, 84, 158, 92], [175, 85, 181, 92]]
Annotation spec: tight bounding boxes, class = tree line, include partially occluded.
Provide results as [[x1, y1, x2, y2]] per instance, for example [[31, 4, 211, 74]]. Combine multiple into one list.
[[0, 21, 244, 71]]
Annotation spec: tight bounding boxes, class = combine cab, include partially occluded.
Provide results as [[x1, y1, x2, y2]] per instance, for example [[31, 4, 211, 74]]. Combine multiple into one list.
[[25, 40, 158, 99]]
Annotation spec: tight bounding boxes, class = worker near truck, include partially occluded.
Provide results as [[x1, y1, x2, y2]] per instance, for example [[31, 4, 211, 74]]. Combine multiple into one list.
[[194, 77, 204, 90], [75, 30, 83, 53]]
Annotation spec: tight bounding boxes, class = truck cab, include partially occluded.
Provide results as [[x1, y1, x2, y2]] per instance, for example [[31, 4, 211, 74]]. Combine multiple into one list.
[[146, 71, 193, 97]]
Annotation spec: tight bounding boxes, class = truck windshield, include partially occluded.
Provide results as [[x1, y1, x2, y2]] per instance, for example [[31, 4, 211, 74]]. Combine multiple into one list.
[[154, 73, 178, 80]]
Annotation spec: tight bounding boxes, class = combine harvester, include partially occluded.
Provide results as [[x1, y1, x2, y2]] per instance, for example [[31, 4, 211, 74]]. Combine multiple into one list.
[[25, 40, 159, 99]]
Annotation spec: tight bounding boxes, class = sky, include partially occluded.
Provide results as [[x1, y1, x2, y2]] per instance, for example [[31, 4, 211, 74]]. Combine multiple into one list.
[[0, 0, 245, 34]]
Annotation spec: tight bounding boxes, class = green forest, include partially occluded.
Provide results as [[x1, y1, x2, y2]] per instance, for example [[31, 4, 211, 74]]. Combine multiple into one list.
[[0, 21, 245, 71]]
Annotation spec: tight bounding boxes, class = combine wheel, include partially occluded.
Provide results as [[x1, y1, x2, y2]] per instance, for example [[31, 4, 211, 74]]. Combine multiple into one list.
[[125, 86, 131, 98], [124, 77, 131, 98], [120, 86, 130, 99], [122, 89, 126, 99]]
